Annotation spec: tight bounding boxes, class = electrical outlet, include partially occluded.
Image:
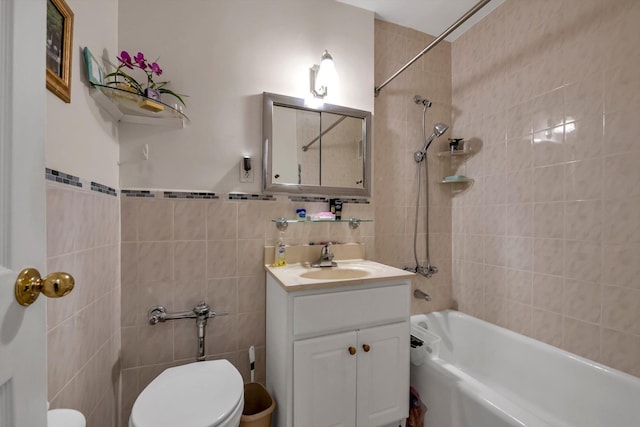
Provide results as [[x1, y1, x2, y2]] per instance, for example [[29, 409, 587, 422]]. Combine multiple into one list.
[[240, 162, 253, 183]]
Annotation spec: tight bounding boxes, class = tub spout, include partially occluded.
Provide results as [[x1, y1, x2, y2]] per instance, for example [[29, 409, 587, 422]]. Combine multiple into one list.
[[414, 289, 431, 301]]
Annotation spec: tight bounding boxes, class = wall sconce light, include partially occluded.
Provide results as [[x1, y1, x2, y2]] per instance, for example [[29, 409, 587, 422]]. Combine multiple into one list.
[[310, 50, 337, 99]]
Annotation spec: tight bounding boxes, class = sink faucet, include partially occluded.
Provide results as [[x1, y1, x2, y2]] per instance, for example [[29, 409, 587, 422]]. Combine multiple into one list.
[[311, 243, 338, 268]]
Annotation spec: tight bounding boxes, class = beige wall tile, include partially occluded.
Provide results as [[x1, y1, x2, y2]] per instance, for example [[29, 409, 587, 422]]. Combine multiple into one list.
[[533, 238, 564, 276], [237, 311, 266, 350], [206, 240, 238, 278], [138, 242, 173, 283], [602, 285, 640, 335], [47, 186, 76, 257], [174, 200, 206, 240], [137, 323, 174, 366], [138, 199, 174, 241], [532, 273, 563, 314], [207, 201, 238, 240], [74, 191, 96, 251], [563, 279, 601, 324], [565, 200, 602, 241], [602, 243, 640, 289], [562, 317, 601, 361], [174, 240, 206, 280], [600, 328, 640, 377], [534, 202, 564, 239], [120, 197, 138, 242], [531, 308, 563, 348]]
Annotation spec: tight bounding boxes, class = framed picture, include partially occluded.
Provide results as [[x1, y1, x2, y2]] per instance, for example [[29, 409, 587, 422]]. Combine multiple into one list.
[[83, 47, 104, 85], [46, 0, 74, 103]]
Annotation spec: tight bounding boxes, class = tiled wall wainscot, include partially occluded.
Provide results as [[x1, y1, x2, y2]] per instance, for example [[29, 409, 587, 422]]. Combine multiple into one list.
[[119, 192, 374, 425], [46, 171, 120, 426]]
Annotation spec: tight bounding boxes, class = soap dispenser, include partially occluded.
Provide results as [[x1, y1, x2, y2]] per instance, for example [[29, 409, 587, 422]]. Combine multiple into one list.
[[274, 231, 286, 267]]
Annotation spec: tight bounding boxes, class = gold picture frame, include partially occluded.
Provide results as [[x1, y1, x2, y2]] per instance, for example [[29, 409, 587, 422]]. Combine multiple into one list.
[[46, 0, 73, 103]]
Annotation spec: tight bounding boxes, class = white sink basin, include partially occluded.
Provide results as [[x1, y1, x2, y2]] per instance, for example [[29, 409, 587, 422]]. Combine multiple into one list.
[[265, 259, 415, 291], [299, 268, 371, 280]]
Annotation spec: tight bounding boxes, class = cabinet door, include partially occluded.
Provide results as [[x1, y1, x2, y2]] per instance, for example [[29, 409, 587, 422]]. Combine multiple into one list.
[[294, 331, 358, 427], [356, 321, 410, 427]]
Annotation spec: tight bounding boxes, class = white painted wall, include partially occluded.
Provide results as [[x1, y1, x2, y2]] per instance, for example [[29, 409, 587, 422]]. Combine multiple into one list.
[[46, 0, 120, 189], [118, 0, 374, 192]]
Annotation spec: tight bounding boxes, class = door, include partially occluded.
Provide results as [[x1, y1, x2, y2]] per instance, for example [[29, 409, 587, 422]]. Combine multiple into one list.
[[293, 331, 358, 427], [0, 0, 49, 426], [356, 322, 410, 427]]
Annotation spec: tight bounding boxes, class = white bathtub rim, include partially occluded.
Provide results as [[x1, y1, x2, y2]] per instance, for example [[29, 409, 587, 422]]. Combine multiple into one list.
[[411, 309, 640, 386]]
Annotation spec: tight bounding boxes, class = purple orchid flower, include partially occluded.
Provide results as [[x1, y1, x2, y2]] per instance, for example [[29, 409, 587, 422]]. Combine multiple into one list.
[[116, 50, 134, 69], [134, 52, 147, 70], [150, 62, 162, 76]]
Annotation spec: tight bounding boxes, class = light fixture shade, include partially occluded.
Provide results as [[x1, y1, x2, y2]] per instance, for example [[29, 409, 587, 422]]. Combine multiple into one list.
[[311, 50, 337, 98]]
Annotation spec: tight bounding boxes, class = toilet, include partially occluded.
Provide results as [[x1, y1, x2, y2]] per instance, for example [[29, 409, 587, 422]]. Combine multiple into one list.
[[129, 359, 244, 427], [47, 408, 86, 427]]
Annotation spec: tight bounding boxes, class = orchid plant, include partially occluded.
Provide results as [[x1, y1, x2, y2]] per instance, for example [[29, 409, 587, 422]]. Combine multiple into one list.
[[105, 50, 186, 106]]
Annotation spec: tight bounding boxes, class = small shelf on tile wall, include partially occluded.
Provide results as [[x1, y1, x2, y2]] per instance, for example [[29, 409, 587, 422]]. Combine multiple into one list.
[[435, 147, 473, 157], [272, 218, 372, 231], [439, 176, 474, 184], [436, 142, 474, 185], [89, 83, 189, 128]]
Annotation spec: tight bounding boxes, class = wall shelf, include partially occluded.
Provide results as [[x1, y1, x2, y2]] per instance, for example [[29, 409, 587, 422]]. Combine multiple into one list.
[[436, 142, 474, 185], [436, 148, 473, 157], [89, 83, 189, 128], [272, 218, 372, 231], [439, 177, 474, 184]]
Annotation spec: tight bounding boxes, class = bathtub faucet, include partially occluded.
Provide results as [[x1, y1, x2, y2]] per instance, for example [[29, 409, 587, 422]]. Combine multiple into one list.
[[414, 289, 431, 301]]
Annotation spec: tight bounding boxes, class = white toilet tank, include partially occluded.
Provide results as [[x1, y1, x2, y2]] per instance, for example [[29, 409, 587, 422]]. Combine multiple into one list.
[[129, 360, 244, 427]]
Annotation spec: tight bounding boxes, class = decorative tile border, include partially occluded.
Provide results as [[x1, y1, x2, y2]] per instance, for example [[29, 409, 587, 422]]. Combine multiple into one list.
[[121, 190, 155, 198], [164, 191, 219, 199], [90, 182, 117, 197], [287, 195, 369, 204], [45, 168, 82, 188], [339, 197, 370, 204], [288, 195, 329, 203], [228, 193, 275, 201]]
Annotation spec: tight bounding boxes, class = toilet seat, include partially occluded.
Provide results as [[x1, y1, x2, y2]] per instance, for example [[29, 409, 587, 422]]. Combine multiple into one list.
[[129, 360, 244, 427]]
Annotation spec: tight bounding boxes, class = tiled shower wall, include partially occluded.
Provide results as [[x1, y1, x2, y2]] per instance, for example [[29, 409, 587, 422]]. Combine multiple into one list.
[[373, 20, 454, 314], [451, 0, 640, 376], [46, 180, 121, 426], [119, 195, 373, 425]]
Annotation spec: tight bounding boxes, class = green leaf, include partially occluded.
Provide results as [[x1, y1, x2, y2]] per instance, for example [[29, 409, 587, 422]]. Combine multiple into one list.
[[158, 88, 187, 106]]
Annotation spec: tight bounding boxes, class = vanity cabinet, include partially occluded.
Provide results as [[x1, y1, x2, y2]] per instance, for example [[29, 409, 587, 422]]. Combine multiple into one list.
[[266, 273, 411, 427]]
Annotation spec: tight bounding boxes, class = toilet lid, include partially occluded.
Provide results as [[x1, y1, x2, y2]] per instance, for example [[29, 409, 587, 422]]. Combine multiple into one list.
[[130, 360, 243, 427]]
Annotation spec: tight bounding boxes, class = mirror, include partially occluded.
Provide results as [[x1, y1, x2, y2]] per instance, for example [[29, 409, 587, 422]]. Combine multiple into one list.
[[263, 92, 372, 196]]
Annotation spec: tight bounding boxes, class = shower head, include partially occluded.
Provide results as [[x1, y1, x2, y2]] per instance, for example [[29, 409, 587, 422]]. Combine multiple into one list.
[[415, 122, 449, 162], [433, 122, 448, 137], [413, 95, 432, 108]]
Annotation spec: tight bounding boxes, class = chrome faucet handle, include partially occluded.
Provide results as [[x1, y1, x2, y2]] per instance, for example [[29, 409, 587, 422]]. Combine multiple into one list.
[[148, 305, 167, 324], [321, 242, 334, 258]]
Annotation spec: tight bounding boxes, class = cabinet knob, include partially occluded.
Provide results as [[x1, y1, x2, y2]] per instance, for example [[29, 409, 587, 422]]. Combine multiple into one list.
[[362, 344, 371, 352], [348, 346, 356, 355]]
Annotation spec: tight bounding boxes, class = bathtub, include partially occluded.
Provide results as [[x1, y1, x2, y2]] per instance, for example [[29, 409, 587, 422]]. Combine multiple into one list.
[[409, 310, 640, 427]]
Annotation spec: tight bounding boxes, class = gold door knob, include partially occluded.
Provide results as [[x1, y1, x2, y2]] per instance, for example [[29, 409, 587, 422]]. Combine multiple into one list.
[[14, 268, 75, 307], [362, 344, 371, 352], [348, 346, 357, 355]]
